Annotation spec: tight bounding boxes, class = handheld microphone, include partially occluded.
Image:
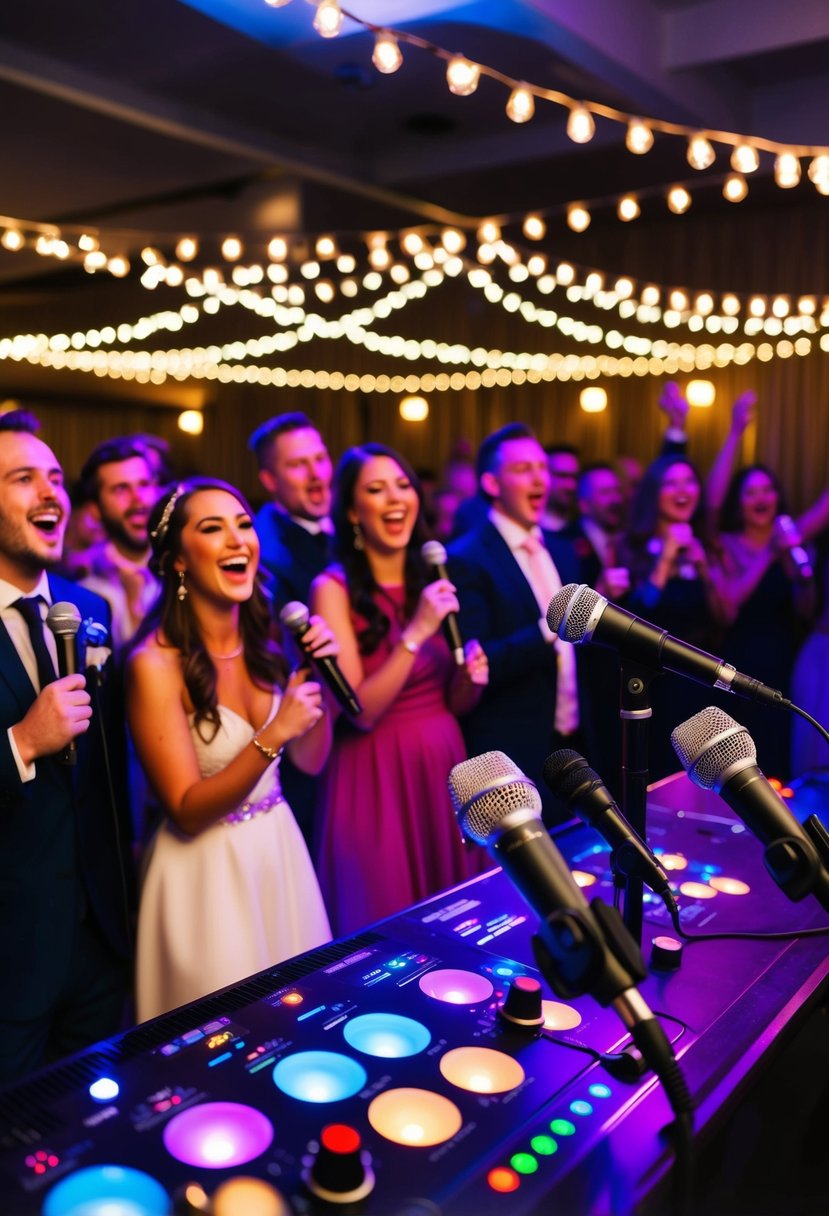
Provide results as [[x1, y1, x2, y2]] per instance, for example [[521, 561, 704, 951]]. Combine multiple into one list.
[[279, 601, 362, 717], [46, 601, 82, 764], [543, 749, 672, 899], [547, 583, 786, 707], [774, 515, 813, 580], [671, 706, 829, 912], [421, 540, 464, 665]]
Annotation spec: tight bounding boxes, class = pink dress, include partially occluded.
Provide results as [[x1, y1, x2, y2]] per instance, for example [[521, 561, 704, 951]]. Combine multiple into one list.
[[316, 581, 485, 935]]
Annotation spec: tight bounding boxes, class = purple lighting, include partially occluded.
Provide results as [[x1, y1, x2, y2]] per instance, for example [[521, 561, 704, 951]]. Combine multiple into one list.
[[162, 1102, 274, 1169]]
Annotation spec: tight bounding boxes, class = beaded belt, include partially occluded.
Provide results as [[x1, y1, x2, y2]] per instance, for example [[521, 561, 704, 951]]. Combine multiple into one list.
[[222, 790, 287, 826]]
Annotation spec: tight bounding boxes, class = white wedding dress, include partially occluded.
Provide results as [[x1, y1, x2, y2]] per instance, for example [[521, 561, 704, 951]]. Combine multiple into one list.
[[136, 696, 331, 1022]]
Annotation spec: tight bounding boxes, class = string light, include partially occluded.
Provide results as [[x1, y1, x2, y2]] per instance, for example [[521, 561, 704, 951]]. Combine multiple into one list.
[[617, 194, 640, 221], [506, 86, 535, 124], [566, 106, 595, 144], [372, 31, 403, 74], [723, 173, 748, 202], [446, 56, 480, 97], [221, 236, 243, 261], [267, 237, 288, 261], [1, 228, 25, 251], [667, 186, 691, 214], [687, 135, 716, 170], [567, 204, 591, 232], [774, 153, 801, 188], [731, 144, 759, 173], [477, 220, 501, 244], [315, 234, 337, 259], [522, 214, 546, 240], [313, 0, 343, 38], [176, 236, 199, 262], [626, 120, 654, 154], [441, 227, 466, 254], [579, 386, 607, 413]]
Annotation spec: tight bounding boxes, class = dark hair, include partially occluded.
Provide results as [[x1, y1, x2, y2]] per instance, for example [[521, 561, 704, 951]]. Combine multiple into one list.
[[79, 436, 152, 503], [248, 412, 317, 469], [0, 409, 41, 435], [577, 461, 617, 498], [544, 442, 580, 460], [332, 444, 430, 654], [130, 477, 287, 738], [627, 455, 705, 541], [719, 464, 788, 534], [475, 422, 536, 486]]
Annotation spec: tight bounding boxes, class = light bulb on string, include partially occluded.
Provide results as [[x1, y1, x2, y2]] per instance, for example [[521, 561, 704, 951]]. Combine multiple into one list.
[[566, 105, 595, 144], [723, 173, 748, 202], [772, 295, 790, 318], [78, 233, 99, 253], [267, 237, 288, 261], [527, 254, 547, 276], [731, 143, 759, 173], [315, 234, 337, 259], [446, 56, 480, 97], [369, 245, 392, 271], [641, 285, 660, 306], [315, 279, 336, 303], [372, 31, 403, 74], [401, 231, 425, 256], [1, 228, 25, 251], [626, 120, 653, 154], [336, 253, 356, 273], [221, 236, 242, 261], [176, 236, 198, 262], [749, 296, 767, 317], [694, 293, 714, 315], [617, 194, 640, 221], [614, 277, 634, 298], [313, 0, 343, 38], [477, 220, 500, 244], [556, 262, 575, 286], [567, 204, 591, 232], [687, 134, 715, 170], [721, 294, 740, 316], [522, 214, 546, 240], [667, 185, 691, 214], [441, 228, 466, 254], [107, 255, 130, 278], [669, 289, 689, 312], [774, 153, 801, 187], [798, 296, 817, 315], [506, 86, 535, 124], [808, 155, 829, 186]]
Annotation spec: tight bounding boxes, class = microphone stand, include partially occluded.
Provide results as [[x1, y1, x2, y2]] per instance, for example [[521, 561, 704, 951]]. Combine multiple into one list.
[[618, 659, 660, 945]]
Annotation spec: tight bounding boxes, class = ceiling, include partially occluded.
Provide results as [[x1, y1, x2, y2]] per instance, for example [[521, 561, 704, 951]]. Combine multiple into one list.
[[1, 0, 828, 345]]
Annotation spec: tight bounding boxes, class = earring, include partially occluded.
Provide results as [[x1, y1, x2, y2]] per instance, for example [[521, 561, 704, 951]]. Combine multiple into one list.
[[352, 524, 364, 551], [177, 570, 188, 601]]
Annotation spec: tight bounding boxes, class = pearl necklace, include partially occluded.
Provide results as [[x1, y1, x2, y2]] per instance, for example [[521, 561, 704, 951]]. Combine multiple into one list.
[[207, 642, 244, 661]]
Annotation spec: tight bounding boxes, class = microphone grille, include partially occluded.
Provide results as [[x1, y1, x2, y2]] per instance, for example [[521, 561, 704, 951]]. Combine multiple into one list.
[[45, 601, 82, 637], [279, 601, 310, 633], [421, 539, 448, 567], [546, 583, 597, 641], [543, 749, 594, 799], [448, 751, 542, 844], [670, 705, 756, 790]]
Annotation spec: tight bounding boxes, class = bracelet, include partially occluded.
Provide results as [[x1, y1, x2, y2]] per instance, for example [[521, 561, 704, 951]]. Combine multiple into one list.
[[252, 734, 282, 762], [401, 635, 420, 655]]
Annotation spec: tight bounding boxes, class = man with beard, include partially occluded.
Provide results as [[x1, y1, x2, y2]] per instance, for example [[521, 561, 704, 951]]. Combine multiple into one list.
[[77, 437, 161, 650], [249, 411, 334, 611], [0, 412, 132, 1083]]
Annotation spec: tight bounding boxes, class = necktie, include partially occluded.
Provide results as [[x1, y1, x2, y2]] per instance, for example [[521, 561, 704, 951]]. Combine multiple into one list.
[[13, 596, 56, 691], [519, 534, 579, 735]]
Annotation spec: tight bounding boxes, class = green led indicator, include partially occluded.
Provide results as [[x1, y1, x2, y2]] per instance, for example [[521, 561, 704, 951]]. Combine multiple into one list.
[[550, 1118, 576, 1136], [510, 1153, 539, 1175], [530, 1135, 558, 1156]]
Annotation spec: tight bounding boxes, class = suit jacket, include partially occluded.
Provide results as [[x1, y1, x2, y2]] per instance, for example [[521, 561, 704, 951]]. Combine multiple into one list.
[[0, 576, 133, 1021], [448, 521, 587, 821], [255, 504, 333, 613]]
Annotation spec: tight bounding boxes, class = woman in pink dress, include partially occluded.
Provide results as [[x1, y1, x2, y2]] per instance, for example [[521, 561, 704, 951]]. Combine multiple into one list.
[[311, 444, 489, 935]]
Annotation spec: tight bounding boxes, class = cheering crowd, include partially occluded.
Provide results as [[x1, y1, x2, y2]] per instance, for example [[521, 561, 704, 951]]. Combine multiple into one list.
[[1, 386, 828, 1084]]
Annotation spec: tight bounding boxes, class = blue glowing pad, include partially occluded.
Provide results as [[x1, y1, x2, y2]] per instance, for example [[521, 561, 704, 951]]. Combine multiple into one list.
[[42, 1164, 169, 1216], [272, 1051, 367, 1102], [343, 1013, 431, 1058]]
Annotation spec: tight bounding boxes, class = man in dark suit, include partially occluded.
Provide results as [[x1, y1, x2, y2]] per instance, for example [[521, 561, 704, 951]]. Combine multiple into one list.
[[249, 412, 334, 611], [448, 423, 589, 824], [0, 412, 133, 1084], [249, 412, 335, 846]]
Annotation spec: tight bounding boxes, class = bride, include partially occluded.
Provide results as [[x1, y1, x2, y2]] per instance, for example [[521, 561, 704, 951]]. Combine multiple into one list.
[[127, 478, 332, 1022]]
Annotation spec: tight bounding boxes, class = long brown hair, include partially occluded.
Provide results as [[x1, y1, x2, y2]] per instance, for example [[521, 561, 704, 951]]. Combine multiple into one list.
[[130, 478, 287, 738]]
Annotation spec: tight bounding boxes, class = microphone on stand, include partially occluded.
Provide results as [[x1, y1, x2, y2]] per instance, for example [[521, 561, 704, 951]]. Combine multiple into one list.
[[671, 706, 829, 912], [46, 601, 82, 764], [547, 583, 787, 708], [421, 540, 465, 665], [279, 601, 363, 717], [543, 749, 672, 901]]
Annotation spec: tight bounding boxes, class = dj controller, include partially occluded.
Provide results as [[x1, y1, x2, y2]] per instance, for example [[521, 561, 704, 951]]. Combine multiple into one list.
[[1, 776, 827, 1216]]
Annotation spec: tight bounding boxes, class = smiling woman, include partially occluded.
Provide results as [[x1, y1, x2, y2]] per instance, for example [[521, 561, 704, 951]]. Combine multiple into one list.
[[310, 444, 490, 935], [125, 477, 333, 1021]]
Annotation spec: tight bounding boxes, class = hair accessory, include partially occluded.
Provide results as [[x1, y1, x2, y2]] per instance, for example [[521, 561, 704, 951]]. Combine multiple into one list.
[[177, 570, 188, 602], [353, 523, 365, 551], [150, 483, 185, 547]]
